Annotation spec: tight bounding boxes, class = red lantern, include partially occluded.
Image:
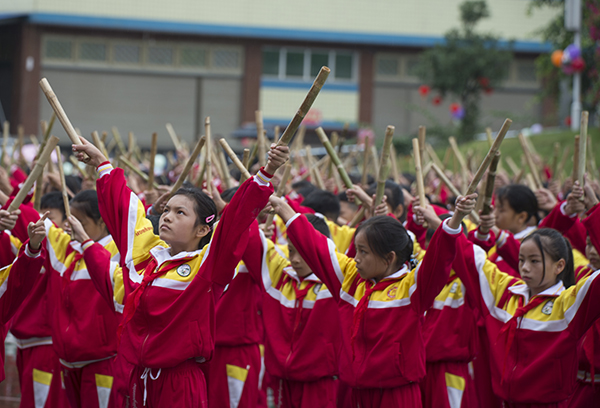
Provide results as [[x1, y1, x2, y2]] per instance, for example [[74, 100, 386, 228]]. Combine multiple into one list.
[[449, 103, 460, 113], [419, 85, 430, 97], [432, 95, 442, 106], [571, 57, 585, 72]]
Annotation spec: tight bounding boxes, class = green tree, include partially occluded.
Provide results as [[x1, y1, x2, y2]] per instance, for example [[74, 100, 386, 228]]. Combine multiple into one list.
[[417, 0, 513, 142]]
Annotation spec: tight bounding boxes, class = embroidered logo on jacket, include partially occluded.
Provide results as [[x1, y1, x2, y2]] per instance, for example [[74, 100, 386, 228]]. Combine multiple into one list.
[[313, 283, 322, 295], [541, 300, 554, 315], [449, 282, 459, 294], [177, 264, 192, 277], [387, 286, 398, 299]]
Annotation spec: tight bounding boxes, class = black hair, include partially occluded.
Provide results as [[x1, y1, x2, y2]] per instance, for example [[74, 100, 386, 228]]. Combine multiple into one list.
[[40, 191, 66, 221], [291, 180, 317, 200], [425, 213, 467, 245], [305, 214, 331, 239], [65, 175, 82, 196], [171, 187, 218, 249], [522, 228, 575, 289], [220, 187, 239, 203], [338, 191, 358, 208], [384, 180, 404, 210], [355, 216, 413, 269], [302, 190, 340, 221], [70, 190, 102, 223], [495, 184, 539, 223]]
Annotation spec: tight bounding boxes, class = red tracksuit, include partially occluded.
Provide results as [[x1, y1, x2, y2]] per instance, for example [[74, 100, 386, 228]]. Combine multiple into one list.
[[242, 221, 341, 408], [13, 200, 123, 408], [95, 162, 274, 407], [8, 200, 67, 408], [452, 204, 600, 407], [0, 243, 46, 381], [201, 261, 264, 408], [285, 214, 462, 407]]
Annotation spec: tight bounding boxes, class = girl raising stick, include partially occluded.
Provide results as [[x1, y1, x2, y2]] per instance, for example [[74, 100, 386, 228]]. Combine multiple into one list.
[[269, 193, 477, 407], [73, 138, 289, 407]]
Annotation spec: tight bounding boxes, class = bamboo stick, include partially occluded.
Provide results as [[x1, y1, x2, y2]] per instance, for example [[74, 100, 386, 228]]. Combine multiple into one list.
[[101, 131, 108, 144], [449, 137, 468, 191], [431, 163, 480, 224], [425, 143, 444, 171], [148, 133, 157, 188], [168, 136, 206, 198], [506, 156, 520, 178], [166, 123, 183, 152], [211, 149, 223, 181], [247, 142, 258, 169], [572, 135, 580, 184], [127, 132, 135, 160], [413, 138, 427, 215], [111, 127, 127, 155], [92, 131, 109, 160], [34, 118, 55, 211], [39, 79, 85, 148], [464, 118, 512, 195], [217, 145, 232, 189], [256, 111, 266, 167], [274, 126, 281, 144], [587, 136, 598, 180], [17, 125, 25, 168], [219, 139, 252, 181], [205, 117, 213, 193], [8, 136, 59, 212], [276, 67, 330, 146], [481, 152, 500, 216], [55, 146, 71, 218], [264, 163, 292, 227], [442, 147, 452, 169], [306, 147, 325, 189], [118, 156, 160, 189], [69, 156, 90, 180], [370, 145, 380, 178], [577, 111, 589, 185], [518, 133, 542, 189], [30, 135, 39, 147], [374, 126, 395, 207], [361, 137, 370, 186], [486, 127, 493, 147], [240, 148, 250, 183], [315, 127, 358, 204]]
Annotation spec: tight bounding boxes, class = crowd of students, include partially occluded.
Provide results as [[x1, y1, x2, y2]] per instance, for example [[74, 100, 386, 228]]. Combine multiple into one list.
[[0, 134, 597, 408]]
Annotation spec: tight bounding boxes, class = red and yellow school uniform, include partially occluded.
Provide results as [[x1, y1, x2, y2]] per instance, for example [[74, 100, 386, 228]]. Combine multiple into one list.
[[201, 260, 264, 408], [95, 162, 274, 407], [0, 243, 47, 381], [285, 214, 462, 407], [452, 204, 600, 407], [12, 200, 123, 408], [241, 220, 342, 408], [7, 199, 68, 408]]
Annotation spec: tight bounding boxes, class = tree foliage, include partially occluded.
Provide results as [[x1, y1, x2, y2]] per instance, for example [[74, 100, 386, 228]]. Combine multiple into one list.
[[417, 0, 513, 142]]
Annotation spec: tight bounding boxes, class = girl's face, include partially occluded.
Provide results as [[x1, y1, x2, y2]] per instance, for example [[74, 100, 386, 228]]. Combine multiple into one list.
[[494, 198, 527, 234], [586, 236, 600, 270], [159, 195, 208, 250], [354, 231, 395, 282], [70, 206, 107, 242], [288, 243, 312, 278], [518, 239, 565, 297]]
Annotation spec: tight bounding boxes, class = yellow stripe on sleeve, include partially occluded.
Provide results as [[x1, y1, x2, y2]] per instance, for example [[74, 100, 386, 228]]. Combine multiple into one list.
[[33, 369, 53, 386], [445, 372, 466, 391], [226, 364, 249, 383]]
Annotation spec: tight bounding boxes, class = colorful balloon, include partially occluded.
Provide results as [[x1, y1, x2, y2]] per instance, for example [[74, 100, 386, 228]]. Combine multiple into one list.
[[564, 44, 581, 61], [551, 50, 563, 67]]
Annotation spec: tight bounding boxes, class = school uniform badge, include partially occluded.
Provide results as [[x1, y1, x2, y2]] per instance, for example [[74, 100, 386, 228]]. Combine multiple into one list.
[[177, 264, 192, 277], [541, 300, 554, 315]]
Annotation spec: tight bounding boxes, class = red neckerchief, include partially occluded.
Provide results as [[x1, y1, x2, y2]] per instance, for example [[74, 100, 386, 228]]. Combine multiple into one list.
[[117, 256, 190, 340], [290, 279, 316, 333], [351, 276, 403, 360], [497, 295, 549, 381]]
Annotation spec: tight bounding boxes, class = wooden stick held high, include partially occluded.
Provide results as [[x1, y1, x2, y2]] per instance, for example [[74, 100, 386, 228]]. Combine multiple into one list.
[[39, 79, 84, 148], [577, 111, 589, 185], [374, 126, 395, 208], [148, 133, 158, 188], [169, 136, 206, 199], [276, 67, 330, 147], [413, 138, 427, 213], [9, 136, 60, 212], [219, 139, 252, 181], [55, 146, 71, 218]]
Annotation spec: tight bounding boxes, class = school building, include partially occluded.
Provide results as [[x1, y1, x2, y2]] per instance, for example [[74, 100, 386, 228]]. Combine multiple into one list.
[[0, 0, 558, 149]]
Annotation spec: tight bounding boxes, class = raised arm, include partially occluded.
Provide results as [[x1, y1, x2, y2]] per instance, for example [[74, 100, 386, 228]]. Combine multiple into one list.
[[272, 196, 346, 302]]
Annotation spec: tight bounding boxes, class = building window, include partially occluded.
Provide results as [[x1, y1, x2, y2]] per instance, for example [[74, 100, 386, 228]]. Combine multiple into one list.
[[376, 56, 399, 77], [405, 56, 420, 77], [285, 51, 305, 77], [113, 44, 141, 64], [180, 47, 207, 67], [79, 42, 107, 62], [45, 38, 73, 60], [212, 49, 241, 69], [147, 45, 174, 65], [262, 47, 357, 82]]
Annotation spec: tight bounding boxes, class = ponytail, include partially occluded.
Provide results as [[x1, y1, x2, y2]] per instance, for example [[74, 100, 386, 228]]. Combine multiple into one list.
[[523, 229, 575, 288]]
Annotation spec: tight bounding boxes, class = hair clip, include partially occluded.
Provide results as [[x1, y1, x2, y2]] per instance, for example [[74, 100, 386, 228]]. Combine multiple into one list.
[[205, 214, 215, 223]]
